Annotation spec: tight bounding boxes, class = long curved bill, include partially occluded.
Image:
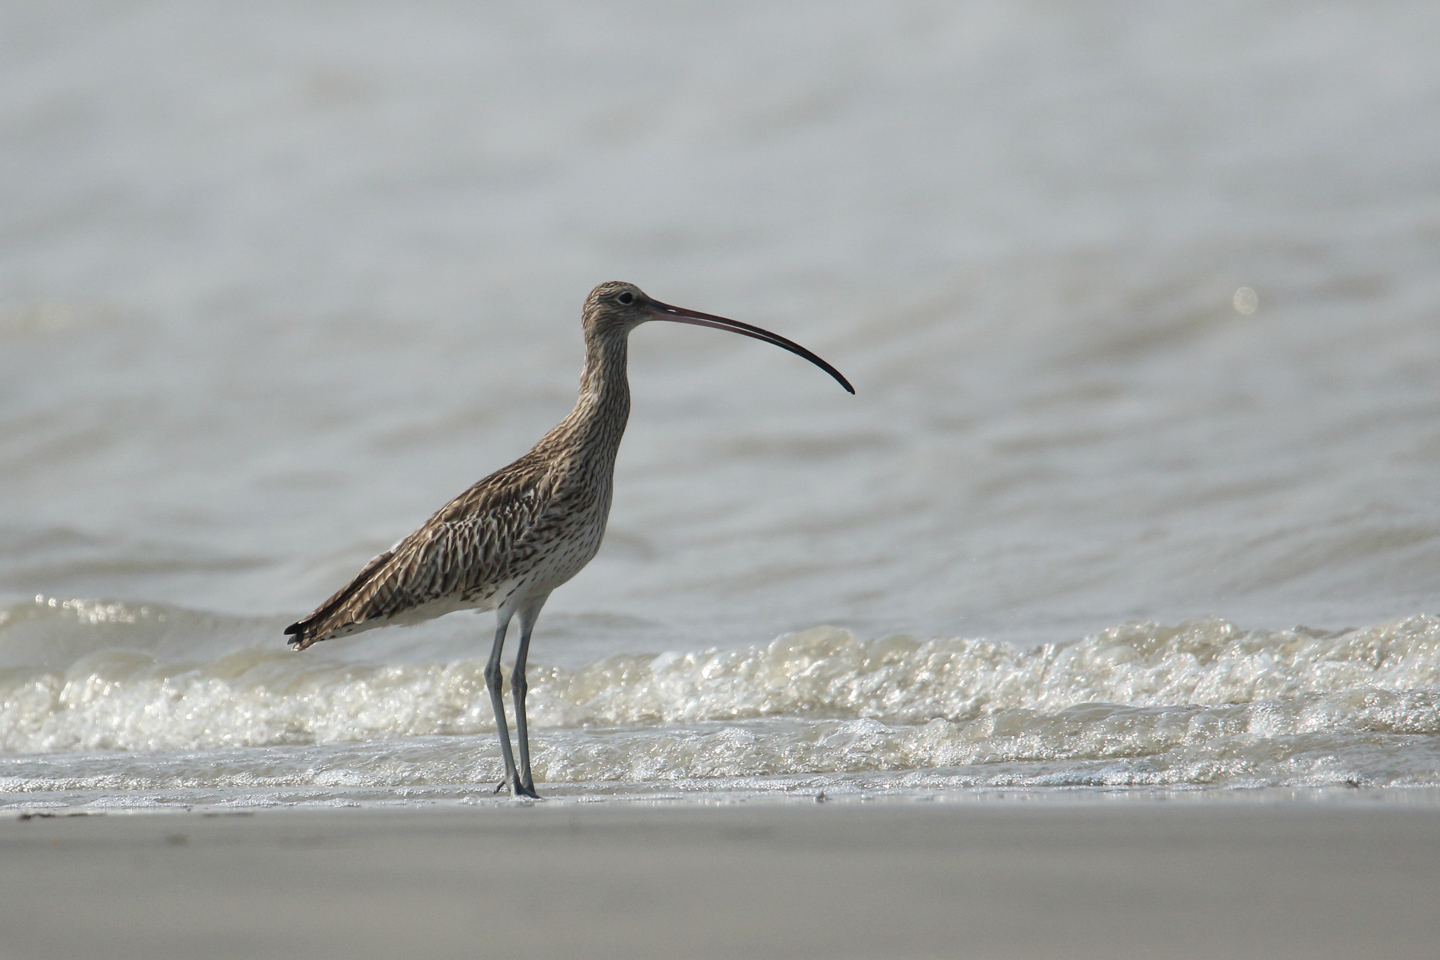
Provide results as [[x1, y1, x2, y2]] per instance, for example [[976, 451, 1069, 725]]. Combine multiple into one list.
[[645, 300, 855, 394]]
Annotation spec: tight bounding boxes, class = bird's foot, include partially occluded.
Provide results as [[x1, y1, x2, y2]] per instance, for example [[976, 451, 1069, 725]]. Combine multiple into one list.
[[494, 779, 541, 800]]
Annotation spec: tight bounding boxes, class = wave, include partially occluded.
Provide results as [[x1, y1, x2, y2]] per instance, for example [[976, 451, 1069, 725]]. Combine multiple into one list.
[[5, 597, 1440, 796]]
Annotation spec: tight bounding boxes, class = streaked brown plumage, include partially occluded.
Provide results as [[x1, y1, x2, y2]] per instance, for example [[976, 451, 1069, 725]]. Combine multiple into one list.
[[286, 281, 853, 797]]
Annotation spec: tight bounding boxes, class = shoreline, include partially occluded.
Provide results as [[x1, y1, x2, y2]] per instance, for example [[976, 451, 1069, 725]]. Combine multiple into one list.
[[8, 781, 1440, 817]]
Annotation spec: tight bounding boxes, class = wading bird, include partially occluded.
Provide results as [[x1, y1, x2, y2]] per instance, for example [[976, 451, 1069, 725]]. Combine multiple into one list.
[[285, 282, 853, 797]]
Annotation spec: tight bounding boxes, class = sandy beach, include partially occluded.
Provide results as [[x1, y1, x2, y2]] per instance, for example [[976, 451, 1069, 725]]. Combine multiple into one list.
[[4, 797, 1438, 960]]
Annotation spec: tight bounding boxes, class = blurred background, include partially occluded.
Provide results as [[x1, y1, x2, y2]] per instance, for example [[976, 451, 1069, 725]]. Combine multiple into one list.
[[3, 0, 1440, 656]]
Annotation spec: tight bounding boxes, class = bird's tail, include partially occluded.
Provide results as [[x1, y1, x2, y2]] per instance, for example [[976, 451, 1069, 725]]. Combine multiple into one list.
[[283, 616, 326, 651], [285, 549, 396, 651]]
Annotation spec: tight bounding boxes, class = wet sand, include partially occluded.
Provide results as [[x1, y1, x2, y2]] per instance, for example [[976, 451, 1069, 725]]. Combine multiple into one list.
[[3, 798, 1438, 960]]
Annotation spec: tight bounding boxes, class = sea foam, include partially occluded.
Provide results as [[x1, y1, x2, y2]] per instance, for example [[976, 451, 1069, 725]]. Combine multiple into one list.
[[5, 597, 1440, 797]]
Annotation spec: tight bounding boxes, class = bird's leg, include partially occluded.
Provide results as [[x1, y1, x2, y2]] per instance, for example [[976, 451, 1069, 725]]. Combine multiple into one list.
[[484, 611, 524, 797], [511, 595, 550, 800]]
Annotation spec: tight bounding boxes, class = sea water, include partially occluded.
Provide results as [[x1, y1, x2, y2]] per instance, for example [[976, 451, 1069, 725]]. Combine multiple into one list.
[[4, 0, 1440, 809]]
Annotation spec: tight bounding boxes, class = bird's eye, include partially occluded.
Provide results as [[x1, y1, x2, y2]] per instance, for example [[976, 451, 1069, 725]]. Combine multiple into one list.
[[617, 292, 634, 304]]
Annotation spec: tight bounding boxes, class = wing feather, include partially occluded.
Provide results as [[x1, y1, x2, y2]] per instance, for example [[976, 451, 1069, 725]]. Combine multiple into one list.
[[285, 459, 553, 648]]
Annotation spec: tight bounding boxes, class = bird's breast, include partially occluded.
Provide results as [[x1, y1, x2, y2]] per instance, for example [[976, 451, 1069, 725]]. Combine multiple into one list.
[[521, 474, 614, 592]]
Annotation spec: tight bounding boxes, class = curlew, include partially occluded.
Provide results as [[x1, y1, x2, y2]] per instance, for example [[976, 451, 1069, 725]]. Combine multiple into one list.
[[285, 281, 853, 797]]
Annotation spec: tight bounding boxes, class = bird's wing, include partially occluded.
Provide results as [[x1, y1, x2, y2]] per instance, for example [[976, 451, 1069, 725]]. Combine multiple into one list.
[[285, 462, 553, 648]]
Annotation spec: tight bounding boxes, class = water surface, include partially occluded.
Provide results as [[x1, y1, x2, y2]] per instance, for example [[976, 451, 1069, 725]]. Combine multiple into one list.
[[4, 0, 1440, 808]]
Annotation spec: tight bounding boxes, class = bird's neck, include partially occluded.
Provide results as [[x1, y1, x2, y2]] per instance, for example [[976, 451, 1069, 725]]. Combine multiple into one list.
[[564, 328, 631, 454]]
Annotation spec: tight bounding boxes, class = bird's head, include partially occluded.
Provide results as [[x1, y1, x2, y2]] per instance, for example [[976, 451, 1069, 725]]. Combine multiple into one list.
[[580, 281, 854, 393], [582, 281, 652, 335]]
